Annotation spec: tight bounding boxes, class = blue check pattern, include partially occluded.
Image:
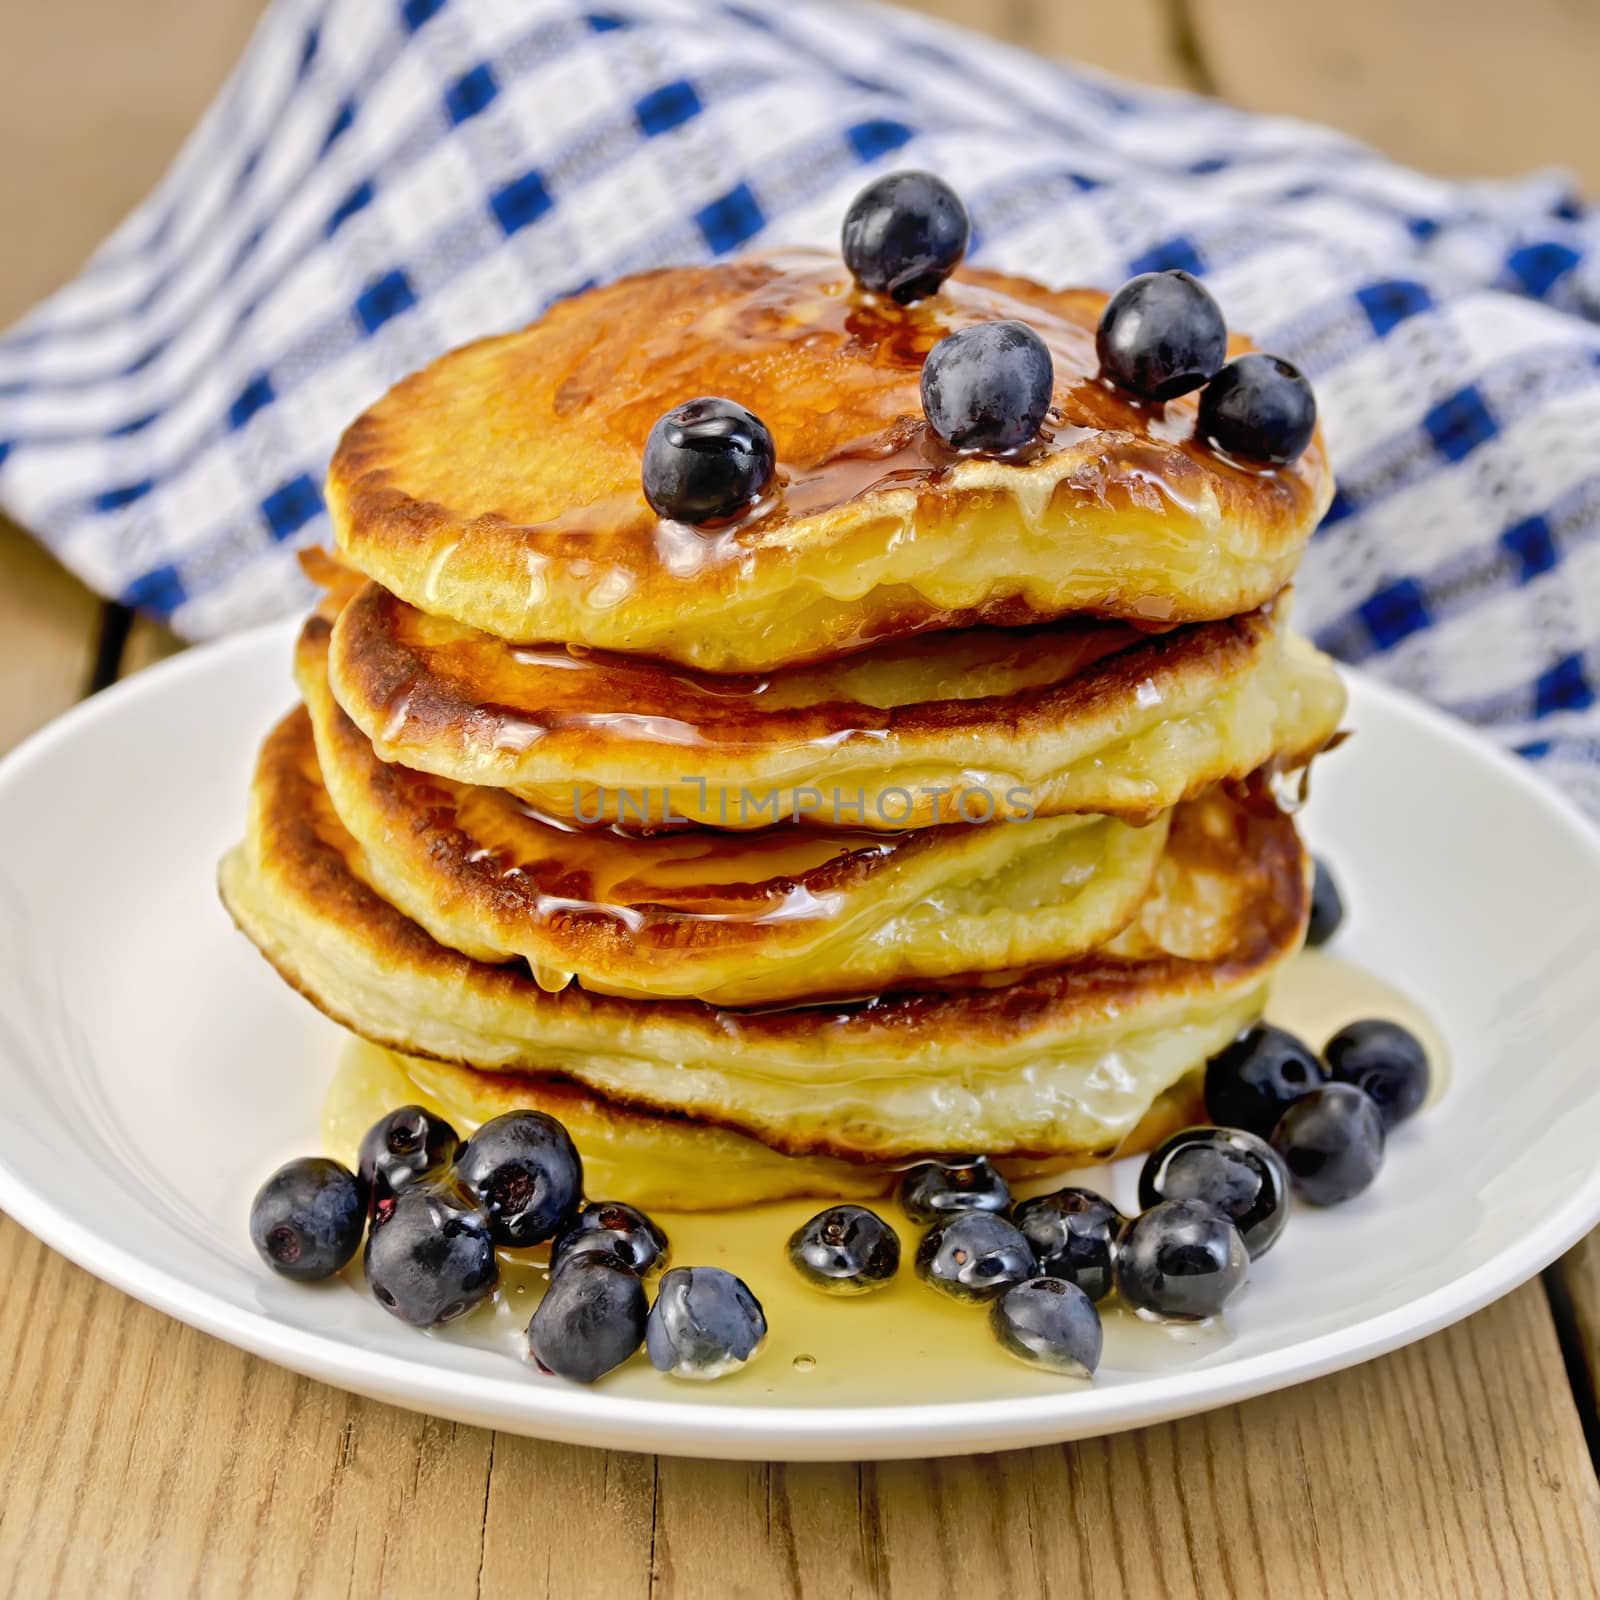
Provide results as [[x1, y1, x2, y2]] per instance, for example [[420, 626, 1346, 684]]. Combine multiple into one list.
[[1, 0, 1599, 810]]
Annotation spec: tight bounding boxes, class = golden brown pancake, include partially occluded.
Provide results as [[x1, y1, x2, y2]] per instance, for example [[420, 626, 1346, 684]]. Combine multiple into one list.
[[219, 706, 1308, 1162], [300, 615, 1171, 1005], [323, 1040, 1206, 1211], [328, 578, 1346, 830], [328, 254, 1334, 671]]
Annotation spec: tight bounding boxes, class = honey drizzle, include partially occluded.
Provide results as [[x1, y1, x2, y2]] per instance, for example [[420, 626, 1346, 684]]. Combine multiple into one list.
[[423, 253, 1320, 574]]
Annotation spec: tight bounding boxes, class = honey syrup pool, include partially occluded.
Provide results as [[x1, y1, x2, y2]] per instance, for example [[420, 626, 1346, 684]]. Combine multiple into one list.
[[321, 950, 1447, 1407]]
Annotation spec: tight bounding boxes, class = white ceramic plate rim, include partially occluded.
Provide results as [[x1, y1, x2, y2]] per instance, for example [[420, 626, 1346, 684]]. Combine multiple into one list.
[[2, 622, 1599, 1460]]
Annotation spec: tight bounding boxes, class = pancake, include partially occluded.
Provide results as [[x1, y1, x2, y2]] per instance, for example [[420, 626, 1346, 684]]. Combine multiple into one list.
[[218, 706, 1308, 1161], [327, 254, 1334, 672], [329, 578, 1346, 831], [325, 1038, 892, 1209], [323, 1040, 1207, 1212], [300, 615, 1174, 1005]]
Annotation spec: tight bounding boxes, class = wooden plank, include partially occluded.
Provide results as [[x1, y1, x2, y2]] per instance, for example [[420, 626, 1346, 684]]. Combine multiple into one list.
[[7, 1180, 1594, 1599], [120, 613, 186, 677], [642, 1283, 1600, 1598], [6, 1228, 1593, 1599], [478, 1439, 655, 1597], [1192, 0, 1600, 188], [897, 0, 1197, 91], [0, 0, 266, 326], [0, 518, 101, 754], [0, 1226, 495, 1597], [1549, 1237, 1600, 1447]]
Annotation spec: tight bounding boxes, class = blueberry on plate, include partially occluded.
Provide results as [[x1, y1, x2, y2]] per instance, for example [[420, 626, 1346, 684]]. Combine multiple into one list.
[[357, 1104, 458, 1210], [364, 1184, 498, 1326], [1271, 1084, 1386, 1204], [646, 1266, 767, 1380], [1323, 1019, 1430, 1131], [641, 397, 776, 526], [841, 169, 969, 303], [249, 1156, 366, 1282], [788, 1204, 901, 1294], [455, 1111, 583, 1248], [1137, 1125, 1289, 1258], [551, 1201, 670, 1277], [920, 321, 1053, 454], [898, 1156, 1010, 1225], [1010, 1187, 1125, 1302], [1197, 353, 1317, 466], [1095, 270, 1227, 401], [1115, 1199, 1248, 1322], [527, 1253, 647, 1383], [914, 1211, 1037, 1303], [990, 1277, 1103, 1377], [1204, 1023, 1327, 1140], [1307, 856, 1345, 947]]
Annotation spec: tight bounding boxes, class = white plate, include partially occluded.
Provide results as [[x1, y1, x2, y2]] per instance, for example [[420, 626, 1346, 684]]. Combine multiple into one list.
[[1, 619, 1598, 1461]]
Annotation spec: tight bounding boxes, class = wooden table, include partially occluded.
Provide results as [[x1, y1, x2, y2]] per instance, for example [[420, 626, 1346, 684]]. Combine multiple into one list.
[[3, 2, 1599, 1593]]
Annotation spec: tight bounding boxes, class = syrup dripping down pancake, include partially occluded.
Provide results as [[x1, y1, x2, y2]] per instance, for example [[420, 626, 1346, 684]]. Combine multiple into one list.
[[328, 254, 1334, 672], [328, 577, 1346, 831], [300, 614, 1171, 1005], [219, 706, 1308, 1162]]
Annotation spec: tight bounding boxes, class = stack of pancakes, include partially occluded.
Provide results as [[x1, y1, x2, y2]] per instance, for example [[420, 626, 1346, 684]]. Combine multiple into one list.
[[220, 253, 1345, 1210]]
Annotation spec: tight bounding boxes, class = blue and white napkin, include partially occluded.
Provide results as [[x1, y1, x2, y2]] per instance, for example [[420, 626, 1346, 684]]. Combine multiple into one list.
[[1, 0, 1598, 809]]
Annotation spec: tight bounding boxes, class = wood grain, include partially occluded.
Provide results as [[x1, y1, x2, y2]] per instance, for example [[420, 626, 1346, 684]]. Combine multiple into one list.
[[4, 1212, 1598, 1598], [0, 519, 101, 754], [646, 1282, 1600, 1598], [0, 1225, 497, 1597], [1192, 0, 1600, 189], [0, 0, 266, 325], [903, 0, 1199, 91], [1550, 1238, 1600, 1455], [120, 614, 186, 678]]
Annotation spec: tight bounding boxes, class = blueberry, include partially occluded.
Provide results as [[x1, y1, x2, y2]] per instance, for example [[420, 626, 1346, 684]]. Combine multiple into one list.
[[788, 1205, 900, 1294], [357, 1105, 458, 1212], [1137, 1126, 1289, 1258], [1272, 1084, 1386, 1204], [455, 1111, 582, 1248], [249, 1157, 366, 1282], [1198, 353, 1317, 466], [646, 1266, 767, 1380], [1307, 857, 1344, 946], [551, 1201, 670, 1277], [841, 169, 969, 303], [363, 1184, 497, 1326], [1010, 1187, 1125, 1302], [914, 1211, 1037, 1303], [527, 1253, 647, 1383], [1323, 1019, 1431, 1130], [1095, 270, 1227, 401], [1204, 1024, 1327, 1139], [642, 397, 776, 526], [989, 1277, 1103, 1377], [920, 321, 1053, 453], [1115, 1199, 1248, 1322], [898, 1156, 1010, 1225]]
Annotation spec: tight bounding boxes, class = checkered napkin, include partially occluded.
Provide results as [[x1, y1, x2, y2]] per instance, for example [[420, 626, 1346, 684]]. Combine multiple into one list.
[[2, 0, 1598, 812]]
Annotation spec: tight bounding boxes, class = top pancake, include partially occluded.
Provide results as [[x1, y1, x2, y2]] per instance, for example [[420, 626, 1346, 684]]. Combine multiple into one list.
[[329, 253, 1334, 671]]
